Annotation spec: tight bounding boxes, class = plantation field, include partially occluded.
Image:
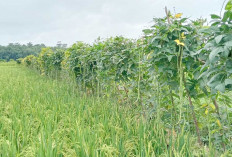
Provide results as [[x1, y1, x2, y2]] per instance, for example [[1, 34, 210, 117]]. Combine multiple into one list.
[[1, 1, 232, 156], [0, 63, 216, 156]]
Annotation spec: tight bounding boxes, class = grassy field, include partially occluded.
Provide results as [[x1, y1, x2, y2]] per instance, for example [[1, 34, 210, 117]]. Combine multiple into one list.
[[0, 62, 214, 156]]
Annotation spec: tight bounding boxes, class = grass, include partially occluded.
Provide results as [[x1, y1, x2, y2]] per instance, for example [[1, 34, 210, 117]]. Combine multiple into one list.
[[0, 62, 210, 156]]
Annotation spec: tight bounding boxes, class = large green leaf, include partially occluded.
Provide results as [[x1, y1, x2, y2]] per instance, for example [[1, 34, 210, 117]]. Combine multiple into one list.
[[225, 79, 232, 85], [215, 83, 225, 93], [207, 73, 224, 88], [222, 11, 232, 22], [226, 59, 232, 73], [204, 42, 213, 49], [209, 47, 224, 63], [215, 35, 225, 44], [225, 0, 232, 11], [211, 14, 221, 19], [225, 40, 232, 47]]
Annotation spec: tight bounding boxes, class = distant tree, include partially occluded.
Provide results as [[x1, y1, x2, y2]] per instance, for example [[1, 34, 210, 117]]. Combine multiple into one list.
[[0, 42, 68, 61], [0, 43, 46, 61]]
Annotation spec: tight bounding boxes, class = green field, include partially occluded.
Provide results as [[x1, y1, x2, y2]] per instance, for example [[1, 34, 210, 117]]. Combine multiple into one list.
[[0, 63, 214, 156]]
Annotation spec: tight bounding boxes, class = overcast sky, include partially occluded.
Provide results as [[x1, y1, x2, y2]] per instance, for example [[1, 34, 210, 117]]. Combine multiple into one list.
[[0, 0, 225, 46]]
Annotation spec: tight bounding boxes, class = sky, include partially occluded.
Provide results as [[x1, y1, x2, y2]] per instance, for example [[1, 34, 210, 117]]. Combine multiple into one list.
[[0, 0, 225, 46]]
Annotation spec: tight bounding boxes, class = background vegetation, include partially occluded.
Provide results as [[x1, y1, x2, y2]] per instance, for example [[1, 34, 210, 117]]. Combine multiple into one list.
[[0, 42, 67, 62]]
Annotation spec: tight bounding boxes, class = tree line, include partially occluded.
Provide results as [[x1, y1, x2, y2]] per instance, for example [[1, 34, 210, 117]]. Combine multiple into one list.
[[0, 42, 67, 61]]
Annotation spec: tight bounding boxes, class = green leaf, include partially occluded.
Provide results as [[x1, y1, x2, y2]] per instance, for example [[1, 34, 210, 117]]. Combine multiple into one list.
[[215, 35, 224, 44], [200, 60, 210, 72], [209, 47, 224, 63], [225, 79, 232, 85], [222, 47, 230, 57], [151, 36, 162, 44], [211, 14, 221, 19], [142, 29, 153, 34], [226, 59, 232, 73], [167, 55, 174, 62], [211, 21, 220, 26], [207, 73, 224, 88], [180, 18, 188, 23], [225, 0, 232, 11], [204, 42, 214, 49], [206, 68, 220, 77], [190, 50, 201, 56], [198, 70, 208, 79], [222, 11, 231, 22], [225, 40, 232, 47], [215, 83, 225, 93]]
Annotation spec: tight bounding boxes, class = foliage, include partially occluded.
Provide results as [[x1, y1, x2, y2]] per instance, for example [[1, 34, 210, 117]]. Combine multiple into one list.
[[199, 1, 232, 94], [0, 42, 67, 61], [22, 55, 37, 67], [16, 58, 23, 64], [0, 43, 46, 61]]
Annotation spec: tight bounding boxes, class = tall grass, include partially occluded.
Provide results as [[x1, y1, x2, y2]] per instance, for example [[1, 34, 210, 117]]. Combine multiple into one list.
[[0, 63, 214, 156]]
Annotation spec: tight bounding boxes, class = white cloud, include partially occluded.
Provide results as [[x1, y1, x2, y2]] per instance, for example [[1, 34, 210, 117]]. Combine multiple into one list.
[[0, 0, 225, 46]]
